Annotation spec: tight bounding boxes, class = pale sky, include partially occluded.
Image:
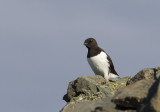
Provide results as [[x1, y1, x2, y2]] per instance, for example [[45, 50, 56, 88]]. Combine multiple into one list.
[[0, 0, 160, 112]]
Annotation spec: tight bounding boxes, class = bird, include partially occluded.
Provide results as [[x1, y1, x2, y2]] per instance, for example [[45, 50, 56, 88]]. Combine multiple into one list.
[[84, 38, 120, 80]]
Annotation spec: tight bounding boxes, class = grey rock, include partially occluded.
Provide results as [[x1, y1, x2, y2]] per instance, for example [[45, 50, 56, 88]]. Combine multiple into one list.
[[156, 69, 160, 79], [112, 79, 154, 109], [61, 97, 114, 112], [63, 76, 130, 102], [62, 67, 160, 112], [139, 76, 160, 112], [61, 97, 136, 112], [60, 102, 75, 112], [127, 67, 160, 85], [63, 76, 111, 102]]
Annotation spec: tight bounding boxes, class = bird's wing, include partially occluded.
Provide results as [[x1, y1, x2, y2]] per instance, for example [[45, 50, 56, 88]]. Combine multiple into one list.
[[100, 48, 119, 76], [107, 54, 119, 76]]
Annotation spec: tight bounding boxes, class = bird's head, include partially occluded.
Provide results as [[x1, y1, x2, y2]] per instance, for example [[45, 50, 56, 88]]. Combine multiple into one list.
[[84, 38, 98, 49]]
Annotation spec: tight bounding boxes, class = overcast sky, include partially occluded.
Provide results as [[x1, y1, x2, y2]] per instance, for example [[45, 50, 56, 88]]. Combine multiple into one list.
[[0, 0, 160, 112]]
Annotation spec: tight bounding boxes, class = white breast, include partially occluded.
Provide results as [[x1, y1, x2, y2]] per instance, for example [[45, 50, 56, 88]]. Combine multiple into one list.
[[87, 52, 110, 78]]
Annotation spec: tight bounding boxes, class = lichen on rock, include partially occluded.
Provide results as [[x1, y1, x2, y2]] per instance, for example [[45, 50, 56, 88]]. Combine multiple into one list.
[[63, 75, 131, 103]]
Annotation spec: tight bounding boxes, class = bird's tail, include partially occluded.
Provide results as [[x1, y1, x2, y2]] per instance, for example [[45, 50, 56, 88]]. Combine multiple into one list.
[[109, 73, 120, 80]]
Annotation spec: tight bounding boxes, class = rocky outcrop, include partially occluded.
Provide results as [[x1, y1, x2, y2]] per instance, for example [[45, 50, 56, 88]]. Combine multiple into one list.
[[62, 97, 118, 112], [139, 76, 160, 112], [112, 79, 154, 108], [127, 67, 160, 85], [63, 76, 131, 103], [61, 67, 160, 112]]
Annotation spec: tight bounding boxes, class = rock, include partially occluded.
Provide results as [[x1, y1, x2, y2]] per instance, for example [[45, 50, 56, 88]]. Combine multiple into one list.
[[112, 79, 154, 109], [60, 102, 75, 112], [62, 76, 132, 112], [63, 76, 131, 102], [61, 67, 160, 112], [127, 67, 160, 85], [63, 75, 110, 102], [61, 97, 136, 112], [61, 97, 115, 112], [139, 76, 160, 112]]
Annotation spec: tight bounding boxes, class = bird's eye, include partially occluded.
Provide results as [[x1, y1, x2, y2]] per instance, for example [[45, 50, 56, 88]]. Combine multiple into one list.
[[90, 39, 93, 42]]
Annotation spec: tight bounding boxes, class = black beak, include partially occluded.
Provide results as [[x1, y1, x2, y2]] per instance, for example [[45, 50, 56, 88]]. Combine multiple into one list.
[[84, 43, 88, 46]]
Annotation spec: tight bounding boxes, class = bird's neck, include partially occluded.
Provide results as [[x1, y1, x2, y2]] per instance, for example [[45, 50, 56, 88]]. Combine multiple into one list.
[[87, 47, 102, 58]]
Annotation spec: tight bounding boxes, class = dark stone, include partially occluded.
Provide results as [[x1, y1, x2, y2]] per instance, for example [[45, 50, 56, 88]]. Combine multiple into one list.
[[112, 79, 154, 109], [139, 76, 160, 112], [127, 67, 160, 85]]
